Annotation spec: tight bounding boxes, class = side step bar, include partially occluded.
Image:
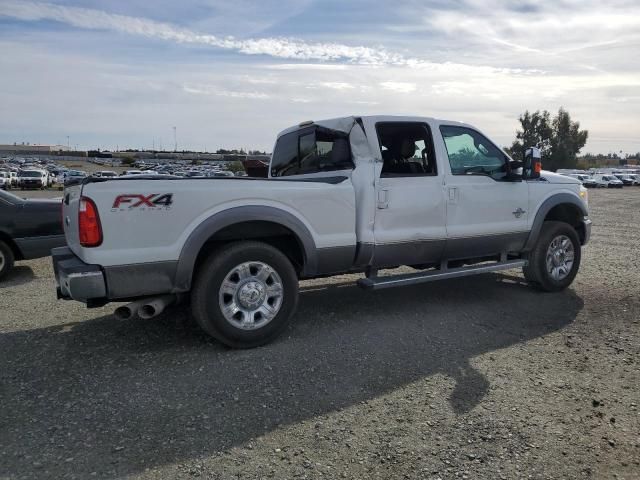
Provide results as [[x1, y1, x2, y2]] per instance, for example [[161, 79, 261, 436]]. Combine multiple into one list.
[[357, 259, 527, 290]]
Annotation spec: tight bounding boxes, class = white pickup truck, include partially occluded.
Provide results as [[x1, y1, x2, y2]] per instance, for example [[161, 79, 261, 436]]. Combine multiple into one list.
[[53, 115, 591, 348]]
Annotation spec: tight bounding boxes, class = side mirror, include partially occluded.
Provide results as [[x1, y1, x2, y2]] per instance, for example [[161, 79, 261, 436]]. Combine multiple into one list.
[[523, 147, 542, 179], [505, 159, 523, 181]]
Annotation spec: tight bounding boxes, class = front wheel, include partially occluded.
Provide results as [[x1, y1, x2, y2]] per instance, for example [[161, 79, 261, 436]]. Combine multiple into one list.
[[191, 241, 299, 348], [523, 221, 581, 292]]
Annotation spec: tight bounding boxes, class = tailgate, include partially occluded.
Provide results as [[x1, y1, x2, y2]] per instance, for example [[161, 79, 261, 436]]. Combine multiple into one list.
[[62, 183, 83, 254]]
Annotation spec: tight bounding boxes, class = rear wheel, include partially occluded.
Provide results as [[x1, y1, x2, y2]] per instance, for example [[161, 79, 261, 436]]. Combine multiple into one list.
[[191, 241, 299, 348], [0, 240, 15, 281], [523, 221, 581, 292]]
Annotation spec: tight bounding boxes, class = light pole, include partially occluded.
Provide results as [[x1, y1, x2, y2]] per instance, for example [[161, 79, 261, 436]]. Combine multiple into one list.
[[173, 126, 177, 152]]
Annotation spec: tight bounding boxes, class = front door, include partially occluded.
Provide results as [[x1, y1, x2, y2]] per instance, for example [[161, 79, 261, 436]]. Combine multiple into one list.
[[372, 122, 447, 267], [438, 125, 529, 259]]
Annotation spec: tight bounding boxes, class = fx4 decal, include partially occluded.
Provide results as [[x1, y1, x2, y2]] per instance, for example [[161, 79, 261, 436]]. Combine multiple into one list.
[[112, 193, 173, 211]]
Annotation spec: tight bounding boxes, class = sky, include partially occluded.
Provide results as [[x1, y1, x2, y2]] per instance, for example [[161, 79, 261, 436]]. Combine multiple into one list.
[[0, 0, 639, 154]]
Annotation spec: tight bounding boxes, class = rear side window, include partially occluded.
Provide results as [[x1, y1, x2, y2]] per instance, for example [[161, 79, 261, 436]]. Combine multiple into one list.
[[271, 127, 353, 177], [376, 122, 437, 177]]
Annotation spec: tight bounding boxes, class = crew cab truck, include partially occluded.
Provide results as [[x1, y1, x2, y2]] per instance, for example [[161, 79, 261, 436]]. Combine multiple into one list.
[[53, 116, 591, 348]]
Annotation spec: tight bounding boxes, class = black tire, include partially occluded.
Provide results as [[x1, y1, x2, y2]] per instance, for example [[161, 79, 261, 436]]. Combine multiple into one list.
[[0, 240, 15, 281], [523, 221, 581, 292], [191, 241, 299, 348]]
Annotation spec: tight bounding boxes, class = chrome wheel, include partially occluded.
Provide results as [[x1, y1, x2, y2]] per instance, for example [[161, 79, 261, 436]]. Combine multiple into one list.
[[0, 249, 5, 272], [546, 235, 575, 281], [218, 261, 284, 330]]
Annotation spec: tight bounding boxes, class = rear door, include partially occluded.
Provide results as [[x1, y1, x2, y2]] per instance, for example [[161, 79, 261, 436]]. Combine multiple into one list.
[[438, 124, 529, 259], [371, 121, 447, 267]]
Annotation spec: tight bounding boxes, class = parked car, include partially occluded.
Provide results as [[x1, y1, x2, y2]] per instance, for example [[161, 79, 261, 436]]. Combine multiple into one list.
[[614, 174, 639, 186], [64, 170, 88, 185], [53, 115, 591, 348], [562, 173, 597, 188], [577, 175, 598, 188], [92, 171, 118, 178], [17, 169, 48, 189], [0, 190, 66, 280], [121, 169, 143, 176], [593, 174, 623, 188], [0, 171, 11, 190], [9, 171, 18, 187], [625, 174, 640, 185]]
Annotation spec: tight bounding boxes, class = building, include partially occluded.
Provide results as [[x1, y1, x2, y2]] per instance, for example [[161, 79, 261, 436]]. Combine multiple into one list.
[[0, 143, 72, 154]]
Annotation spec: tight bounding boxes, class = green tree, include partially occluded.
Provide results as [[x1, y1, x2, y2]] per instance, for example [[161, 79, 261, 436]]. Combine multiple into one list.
[[227, 160, 245, 174], [507, 110, 553, 160], [547, 108, 588, 171], [509, 108, 588, 171]]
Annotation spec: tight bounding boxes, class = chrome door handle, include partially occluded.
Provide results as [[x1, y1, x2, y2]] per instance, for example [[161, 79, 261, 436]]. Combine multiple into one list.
[[377, 189, 389, 209]]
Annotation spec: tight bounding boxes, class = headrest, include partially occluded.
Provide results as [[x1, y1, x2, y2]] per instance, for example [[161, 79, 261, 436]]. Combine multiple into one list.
[[400, 139, 416, 158]]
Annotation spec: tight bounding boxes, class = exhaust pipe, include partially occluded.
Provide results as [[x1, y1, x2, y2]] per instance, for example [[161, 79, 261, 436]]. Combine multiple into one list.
[[138, 295, 176, 320], [114, 298, 148, 320]]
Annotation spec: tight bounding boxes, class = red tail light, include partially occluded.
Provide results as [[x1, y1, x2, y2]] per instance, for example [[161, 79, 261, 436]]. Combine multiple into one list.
[[79, 196, 102, 247]]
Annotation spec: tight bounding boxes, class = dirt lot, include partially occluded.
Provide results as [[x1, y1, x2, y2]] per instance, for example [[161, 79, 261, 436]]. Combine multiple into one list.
[[1, 188, 638, 480]]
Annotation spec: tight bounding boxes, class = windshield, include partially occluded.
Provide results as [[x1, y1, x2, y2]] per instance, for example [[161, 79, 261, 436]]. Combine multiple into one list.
[[20, 170, 43, 177]]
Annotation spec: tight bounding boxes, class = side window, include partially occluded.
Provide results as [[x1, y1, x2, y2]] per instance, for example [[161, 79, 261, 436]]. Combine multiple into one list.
[[440, 126, 509, 180], [271, 127, 353, 177], [376, 122, 437, 177]]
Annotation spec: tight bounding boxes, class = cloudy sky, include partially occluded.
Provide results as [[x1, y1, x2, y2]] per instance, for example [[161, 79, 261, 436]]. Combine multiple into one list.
[[0, 0, 638, 154]]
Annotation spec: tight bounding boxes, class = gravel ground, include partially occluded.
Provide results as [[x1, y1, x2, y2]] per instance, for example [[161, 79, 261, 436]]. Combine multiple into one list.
[[1, 188, 638, 480]]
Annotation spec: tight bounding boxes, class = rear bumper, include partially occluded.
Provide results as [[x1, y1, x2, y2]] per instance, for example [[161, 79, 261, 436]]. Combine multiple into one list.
[[52, 247, 180, 305], [52, 247, 107, 304]]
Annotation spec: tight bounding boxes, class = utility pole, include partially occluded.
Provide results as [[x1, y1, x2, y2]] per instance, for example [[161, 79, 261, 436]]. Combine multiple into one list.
[[173, 126, 177, 152]]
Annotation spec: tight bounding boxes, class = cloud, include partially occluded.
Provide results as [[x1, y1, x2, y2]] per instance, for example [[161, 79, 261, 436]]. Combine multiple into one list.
[[0, 0, 540, 75], [183, 85, 270, 100], [380, 82, 417, 93], [318, 82, 355, 90]]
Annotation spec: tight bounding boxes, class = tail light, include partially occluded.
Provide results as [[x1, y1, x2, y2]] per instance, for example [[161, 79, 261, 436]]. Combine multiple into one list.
[[79, 196, 102, 247]]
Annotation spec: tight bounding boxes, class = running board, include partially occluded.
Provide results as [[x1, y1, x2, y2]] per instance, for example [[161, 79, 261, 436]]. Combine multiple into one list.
[[357, 259, 527, 290]]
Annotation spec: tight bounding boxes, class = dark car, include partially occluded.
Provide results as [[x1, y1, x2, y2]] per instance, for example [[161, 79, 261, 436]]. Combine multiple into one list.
[[0, 190, 66, 280]]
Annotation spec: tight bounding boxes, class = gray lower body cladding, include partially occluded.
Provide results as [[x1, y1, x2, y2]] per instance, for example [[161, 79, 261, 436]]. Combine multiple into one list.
[[369, 231, 530, 269], [103, 261, 179, 299]]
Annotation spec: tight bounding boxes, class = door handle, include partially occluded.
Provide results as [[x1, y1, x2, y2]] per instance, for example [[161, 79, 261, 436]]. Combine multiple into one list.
[[448, 186, 458, 204], [377, 189, 389, 209]]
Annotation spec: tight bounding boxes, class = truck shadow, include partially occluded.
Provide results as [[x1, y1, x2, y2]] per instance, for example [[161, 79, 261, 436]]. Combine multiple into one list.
[[0, 265, 35, 288], [0, 273, 582, 478]]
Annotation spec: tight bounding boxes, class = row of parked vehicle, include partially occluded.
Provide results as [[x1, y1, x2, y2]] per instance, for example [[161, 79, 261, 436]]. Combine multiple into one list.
[[558, 169, 640, 188], [0, 157, 66, 190], [0, 168, 55, 190], [1, 155, 247, 190]]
